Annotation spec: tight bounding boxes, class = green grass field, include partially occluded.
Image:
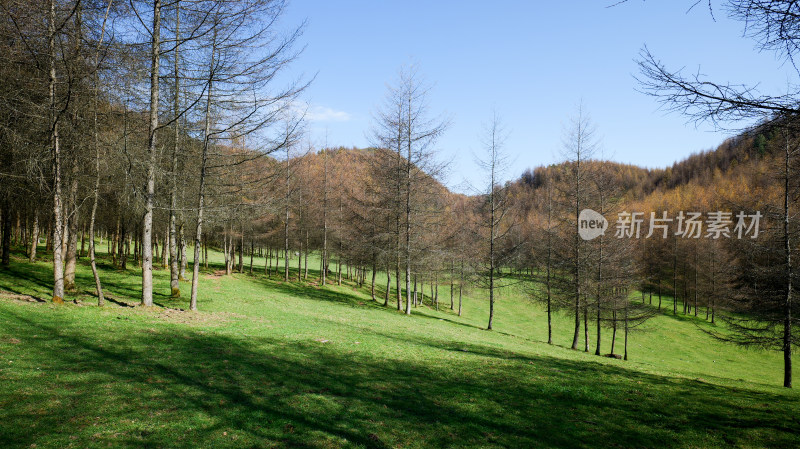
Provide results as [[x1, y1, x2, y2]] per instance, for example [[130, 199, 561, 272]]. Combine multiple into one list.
[[1, 246, 799, 448]]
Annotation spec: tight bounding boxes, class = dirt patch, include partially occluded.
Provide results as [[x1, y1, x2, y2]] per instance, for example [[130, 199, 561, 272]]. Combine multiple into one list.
[[206, 270, 227, 279], [0, 291, 45, 303], [153, 307, 239, 327]]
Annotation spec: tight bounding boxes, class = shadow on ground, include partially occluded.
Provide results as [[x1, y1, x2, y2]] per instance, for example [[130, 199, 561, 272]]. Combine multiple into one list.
[[0, 306, 798, 449]]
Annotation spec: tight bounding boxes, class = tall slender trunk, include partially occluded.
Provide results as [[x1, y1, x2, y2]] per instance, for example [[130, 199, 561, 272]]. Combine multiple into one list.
[[783, 137, 793, 388], [710, 250, 716, 324], [141, 0, 161, 307], [297, 234, 301, 281], [623, 305, 629, 361], [571, 154, 582, 350], [657, 280, 662, 310], [450, 259, 455, 310], [179, 224, 187, 279], [63, 3, 83, 289], [284, 148, 290, 282], [223, 230, 229, 274], [673, 236, 678, 315], [169, 0, 181, 297], [1, 204, 10, 267], [546, 183, 553, 344], [683, 257, 688, 314], [161, 225, 168, 268], [434, 277, 439, 310], [414, 275, 418, 307], [238, 228, 244, 273], [458, 259, 464, 317], [64, 156, 78, 290], [384, 270, 390, 306], [694, 248, 699, 317], [89, 149, 104, 306], [89, 1, 110, 306], [488, 183, 496, 330], [29, 212, 39, 262], [404, 119, 412, 316], [48, 0, 65, 302], [583, 303, 589, 352], [189, 25, 216, 311], [371, 260, 377, 300], [595, 235, 602, 355], [320, 149, 328, 287], [304, 230, 309, 279], [610, 309, 617, 356], [80, 223, 86, 258]]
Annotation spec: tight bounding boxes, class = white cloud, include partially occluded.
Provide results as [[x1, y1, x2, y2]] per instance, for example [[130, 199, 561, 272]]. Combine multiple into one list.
[[294, 102, 352, 122]]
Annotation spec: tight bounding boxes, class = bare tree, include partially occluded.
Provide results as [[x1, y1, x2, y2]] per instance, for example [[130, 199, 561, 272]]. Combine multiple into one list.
[[188, 0, 307, 310], [553, 103, 599, 350], [636, 0, 800, 387], [474, 112, 515, 330], [371, 64, 449, 315], [49, 0, 66, 303]]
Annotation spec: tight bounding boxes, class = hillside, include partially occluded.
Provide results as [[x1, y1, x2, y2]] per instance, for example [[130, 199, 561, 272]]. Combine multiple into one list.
[[1, 246, 799, 448]]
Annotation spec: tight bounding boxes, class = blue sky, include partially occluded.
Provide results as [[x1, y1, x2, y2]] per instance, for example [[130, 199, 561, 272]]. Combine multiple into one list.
[[279, 0, 795, 191]]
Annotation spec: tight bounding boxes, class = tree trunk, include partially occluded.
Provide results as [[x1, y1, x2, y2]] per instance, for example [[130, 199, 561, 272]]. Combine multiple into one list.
[[371, 261, 376, 300], [673, 236, 678, 315], [1, 204, 11, 267], [223, 231, 230, 275], [161, 225, 168, 268], [304, 230, 309, 279], [783, 138, 793, 388], [583, 303, 589, 352], [320, 149, 328, 287], [610, 309, 617, 356], [141, 0, 161, 307], [189, 26, 215, 311], [458, 259, 464, 316], [179, 223, 187, 280], [694, 247, 698, 317], [657, 280, 662, 310], [450, 259, 455, 310], [48, 0, 65, 302], [29, 212, 38, 262], [80, 223, 86, 258], [119, 222, 127, 270], [595, 236, 602, 355], [297, 237, 301, 281], [623, 306, 629, 361], [405, 135, 412, 316], [89, 27, 106, 304], [384, 270, 390, 306], [170, 0, 181, 296]]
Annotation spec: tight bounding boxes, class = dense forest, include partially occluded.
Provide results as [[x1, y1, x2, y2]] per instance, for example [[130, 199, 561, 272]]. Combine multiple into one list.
[[0, 0, 799, 394]]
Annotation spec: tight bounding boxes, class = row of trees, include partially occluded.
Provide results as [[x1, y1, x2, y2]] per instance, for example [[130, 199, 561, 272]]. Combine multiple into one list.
[[1, 0, 798, 388], [0, 0, 306, 310]]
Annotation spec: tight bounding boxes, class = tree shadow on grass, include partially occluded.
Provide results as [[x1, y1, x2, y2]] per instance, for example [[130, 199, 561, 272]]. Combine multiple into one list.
[[252, 277, 390, 312], [0, 261, 55, 299], [1, 307, 798, 449], [0, 257, 178, 305]]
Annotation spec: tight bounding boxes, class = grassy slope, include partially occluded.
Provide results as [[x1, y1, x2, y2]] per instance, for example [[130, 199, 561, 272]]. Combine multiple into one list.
[[0, 247, 799, 448]]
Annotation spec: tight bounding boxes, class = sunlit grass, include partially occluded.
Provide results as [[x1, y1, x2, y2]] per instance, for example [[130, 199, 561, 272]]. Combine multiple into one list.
[[0, 244, 798, 448]]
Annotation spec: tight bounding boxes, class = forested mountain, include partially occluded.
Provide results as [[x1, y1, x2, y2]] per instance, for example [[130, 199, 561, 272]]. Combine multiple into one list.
[[514, 123, 780, 198]]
